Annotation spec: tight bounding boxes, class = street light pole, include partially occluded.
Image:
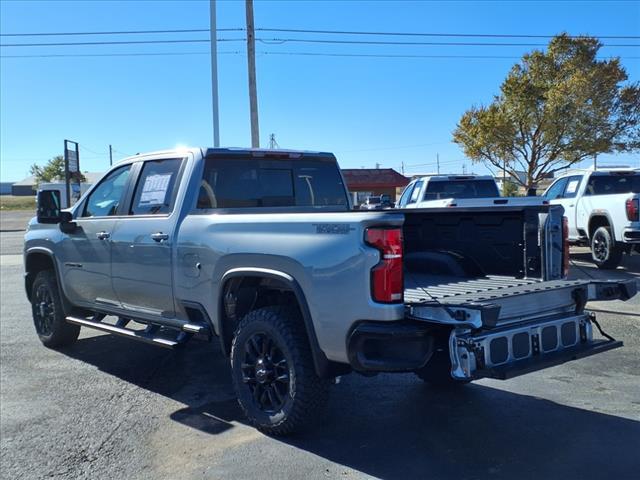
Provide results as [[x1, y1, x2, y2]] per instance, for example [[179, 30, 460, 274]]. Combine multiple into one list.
[[210, 0, 220, 147], [246, 0, 260, 148]]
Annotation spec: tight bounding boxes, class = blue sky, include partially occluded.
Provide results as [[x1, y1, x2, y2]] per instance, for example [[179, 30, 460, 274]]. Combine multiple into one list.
[[1, 0, 639, 181]]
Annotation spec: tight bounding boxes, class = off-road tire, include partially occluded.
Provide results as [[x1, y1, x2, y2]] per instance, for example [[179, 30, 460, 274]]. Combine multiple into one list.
[[230, 306, 331, 435], [31, 270, 80, 348], [591, 226, 623, 270], [415, 348, 471, 387]]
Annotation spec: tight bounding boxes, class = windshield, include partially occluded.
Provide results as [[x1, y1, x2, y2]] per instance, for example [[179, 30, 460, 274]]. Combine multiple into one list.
[[423, 179, 500, 200]]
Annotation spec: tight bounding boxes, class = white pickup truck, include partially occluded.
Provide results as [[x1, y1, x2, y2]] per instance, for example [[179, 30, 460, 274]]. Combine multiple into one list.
[[544, 167, 640, 269], [398, 174, 547, 209], [397, 175, 500, 209]]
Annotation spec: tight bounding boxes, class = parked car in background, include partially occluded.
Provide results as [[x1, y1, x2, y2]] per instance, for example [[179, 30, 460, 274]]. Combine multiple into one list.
[[544, 167, 640, 269], [360, 194, 393, 210]]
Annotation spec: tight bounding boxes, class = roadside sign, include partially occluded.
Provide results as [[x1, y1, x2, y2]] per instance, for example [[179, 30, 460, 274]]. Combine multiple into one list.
[[67, 148, 78, 173], [64, 140, 80, 207]]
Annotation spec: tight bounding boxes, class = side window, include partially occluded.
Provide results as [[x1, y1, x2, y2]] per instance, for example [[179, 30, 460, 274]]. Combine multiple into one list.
[[545, 178, 568, 200], [407, 180, 424, 204], [397, 183, 415, 208], [82, 165, 131, 218], [586, 174, 640, 196], [562, 176, 582, 199], [130, 158, 183, 215]]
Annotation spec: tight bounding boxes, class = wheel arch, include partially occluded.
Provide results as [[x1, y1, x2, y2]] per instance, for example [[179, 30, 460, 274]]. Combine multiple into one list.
[[24, 248, 76, 316], [25, 247, 57, 302], [588, 212, 615, 240], [218, 267, 331, 378]]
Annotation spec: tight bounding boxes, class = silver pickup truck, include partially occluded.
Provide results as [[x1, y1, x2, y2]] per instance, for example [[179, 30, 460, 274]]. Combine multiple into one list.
[[25, 147, 637, 435]]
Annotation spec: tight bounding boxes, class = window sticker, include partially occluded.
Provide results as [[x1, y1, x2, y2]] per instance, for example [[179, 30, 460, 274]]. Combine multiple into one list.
[[565, 180, 579, 194], [139, 173, 172, 206]]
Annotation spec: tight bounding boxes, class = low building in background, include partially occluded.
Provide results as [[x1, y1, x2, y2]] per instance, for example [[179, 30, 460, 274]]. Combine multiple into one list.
[[341, 168, 409, 206], [10, 172, 105, 196], [0, 182, 12, 195]]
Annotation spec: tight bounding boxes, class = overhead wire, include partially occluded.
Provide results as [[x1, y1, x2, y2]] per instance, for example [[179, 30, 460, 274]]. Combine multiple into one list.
[[2, 38, 638, 48], [2, 51, 637, 60], [1, 27, 638, 40]]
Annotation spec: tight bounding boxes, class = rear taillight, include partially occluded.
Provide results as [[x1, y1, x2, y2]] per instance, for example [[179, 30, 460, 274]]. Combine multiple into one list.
[[365, 227, 403, 303], [562, 216, 569, 278], [625, 198, 639, 221]]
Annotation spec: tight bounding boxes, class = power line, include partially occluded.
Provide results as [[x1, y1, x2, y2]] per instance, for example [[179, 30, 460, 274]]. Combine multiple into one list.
[[3, 51, 637, 60], [257, 38, 639, 48], [0, 51, 237, 58], [0, 28, 239, 37], [256, 28, 640, 40], [1, 26, 638, 40], [259, 51, 640, 60], [337, 142, 450, 153], [2, 38, 638, 48], [0, 38, 243, 47]]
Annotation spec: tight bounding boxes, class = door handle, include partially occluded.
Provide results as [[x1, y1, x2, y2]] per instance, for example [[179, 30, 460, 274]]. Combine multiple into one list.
[[96, 231, 111, 240], [151, 232, 169, 242]]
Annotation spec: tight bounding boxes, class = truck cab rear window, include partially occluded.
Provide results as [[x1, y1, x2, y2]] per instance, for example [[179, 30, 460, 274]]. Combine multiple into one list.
[[198, 157, 348, 209], [423, 179, 499, 200]]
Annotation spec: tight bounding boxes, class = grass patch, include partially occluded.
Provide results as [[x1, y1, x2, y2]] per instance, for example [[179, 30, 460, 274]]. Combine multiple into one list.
[[0, 195, 36, 211]]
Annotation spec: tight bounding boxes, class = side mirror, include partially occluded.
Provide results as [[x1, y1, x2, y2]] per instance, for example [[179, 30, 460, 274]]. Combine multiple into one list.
[[37, 190, 62, 224]]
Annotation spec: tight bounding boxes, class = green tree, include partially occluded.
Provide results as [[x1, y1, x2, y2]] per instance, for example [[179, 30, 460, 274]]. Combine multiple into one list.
[[502, 180, 520, 197], [29, 155, 86, 187], [453, 34, 640, 191]]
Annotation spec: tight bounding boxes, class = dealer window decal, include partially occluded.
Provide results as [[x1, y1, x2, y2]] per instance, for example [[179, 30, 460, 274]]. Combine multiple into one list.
[[139, 173, 172, 206]]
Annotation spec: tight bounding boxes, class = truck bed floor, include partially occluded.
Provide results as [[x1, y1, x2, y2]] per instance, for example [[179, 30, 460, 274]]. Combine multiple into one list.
[[404, 273, 542, 303]]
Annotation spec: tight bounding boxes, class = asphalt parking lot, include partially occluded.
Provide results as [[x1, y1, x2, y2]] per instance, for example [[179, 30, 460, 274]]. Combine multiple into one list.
[[1, 212, 639, 480]]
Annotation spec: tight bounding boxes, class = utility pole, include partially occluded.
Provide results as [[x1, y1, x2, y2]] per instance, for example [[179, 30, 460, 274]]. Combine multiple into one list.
[[109, 144, 113, 166], [210, 0, 220, 147], [593, 154, 598, 170], [245, 0, 260, 148], [269, 133, 279, 149], [401, 161, 405, 175], [436, 153, 440, 174], [462, 163, 466, 174], [503, 158, 506, 195]]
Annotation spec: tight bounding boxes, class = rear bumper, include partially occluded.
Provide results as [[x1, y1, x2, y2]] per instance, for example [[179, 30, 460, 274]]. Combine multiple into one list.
[[622, 227, 640, 243], [347, 321, 434, 372], [347, 312, 624, 380]]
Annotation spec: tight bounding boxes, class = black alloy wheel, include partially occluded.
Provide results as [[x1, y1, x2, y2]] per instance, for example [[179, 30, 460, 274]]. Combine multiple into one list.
[[590, 226, 623, 269], [30, 270, 80, 348], [592, 228, 609, 262], [241, 332, 290, 413], [230, 306, 330, 435], [33, 282, 56, 336]]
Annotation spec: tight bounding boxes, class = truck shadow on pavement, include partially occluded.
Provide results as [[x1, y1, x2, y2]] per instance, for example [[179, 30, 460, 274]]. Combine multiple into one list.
[[64, 333, 640, 480], [569, 249, 640, 277]]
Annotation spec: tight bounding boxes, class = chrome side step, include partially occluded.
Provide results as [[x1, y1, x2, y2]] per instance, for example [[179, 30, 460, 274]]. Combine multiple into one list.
[[66, 316, 184, 349]]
